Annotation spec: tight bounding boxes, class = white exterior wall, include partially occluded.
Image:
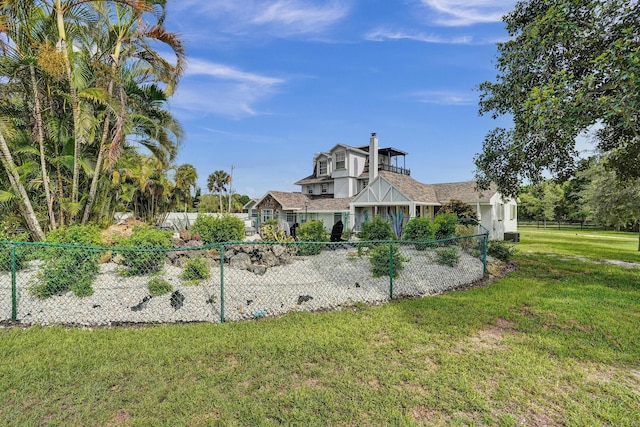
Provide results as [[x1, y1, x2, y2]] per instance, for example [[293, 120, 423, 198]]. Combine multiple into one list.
[[333, 177, 350, 198]]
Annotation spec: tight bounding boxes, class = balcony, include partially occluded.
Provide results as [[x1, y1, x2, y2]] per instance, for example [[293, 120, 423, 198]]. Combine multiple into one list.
[[364, 163, 411, 176]]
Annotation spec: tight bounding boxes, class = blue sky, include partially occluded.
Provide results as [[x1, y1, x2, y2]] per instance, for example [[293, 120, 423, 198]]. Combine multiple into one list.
[[164, 0, 518, 199]]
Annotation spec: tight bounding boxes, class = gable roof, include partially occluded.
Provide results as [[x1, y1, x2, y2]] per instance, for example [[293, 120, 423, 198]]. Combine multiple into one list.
[[431, 181, 498, 204], [257, 191, 309, 210], [256, 190, 353, 212], [377, 171, 439, 204]]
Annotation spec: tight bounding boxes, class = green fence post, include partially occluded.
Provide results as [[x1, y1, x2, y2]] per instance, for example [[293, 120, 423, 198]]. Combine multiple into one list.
[[219, 244, 225, 323], [389, 240, 394, 299], [11, 243, 17, 321], [482, 235, 488, 277]]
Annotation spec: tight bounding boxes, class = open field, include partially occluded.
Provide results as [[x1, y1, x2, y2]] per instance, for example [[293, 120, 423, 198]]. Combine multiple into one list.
[[1, 230, 639, 426], [518, 227, 640, 263]]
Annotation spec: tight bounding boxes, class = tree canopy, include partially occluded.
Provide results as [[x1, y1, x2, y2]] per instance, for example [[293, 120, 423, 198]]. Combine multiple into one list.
[[475, 0, 640, 198]]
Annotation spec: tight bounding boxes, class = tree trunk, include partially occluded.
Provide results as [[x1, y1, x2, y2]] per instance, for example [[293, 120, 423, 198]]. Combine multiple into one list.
[[30, 64, 57, 230], [0, 131, 45, 240], [55, 0, 83, 218], [82, 116, 110, 224], [82, 37, 124, 224]]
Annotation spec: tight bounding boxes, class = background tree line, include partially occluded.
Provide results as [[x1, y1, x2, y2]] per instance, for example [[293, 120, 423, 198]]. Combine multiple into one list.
[[518, 156, 640, 232]]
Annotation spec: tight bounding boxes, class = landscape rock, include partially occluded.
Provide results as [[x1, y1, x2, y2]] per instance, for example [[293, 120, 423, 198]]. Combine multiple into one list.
[[229, 252, 251, 270]]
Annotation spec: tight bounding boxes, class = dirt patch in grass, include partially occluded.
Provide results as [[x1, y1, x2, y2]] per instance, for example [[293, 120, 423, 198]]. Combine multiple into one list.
[[98, 411, 131, 427], [582, 363, 640, 397], [410, 406, 443, 425]]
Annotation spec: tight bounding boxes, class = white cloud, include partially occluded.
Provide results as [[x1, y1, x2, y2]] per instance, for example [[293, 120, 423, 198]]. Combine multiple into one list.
[[171, 0, 349, 37], [412, 90, 476, 105], [185, 58, 284, 86], [172, 59, 285, 118], [252, 0, 349, 35], [365, 28, 472, 44], [421, 0, 515, 26]]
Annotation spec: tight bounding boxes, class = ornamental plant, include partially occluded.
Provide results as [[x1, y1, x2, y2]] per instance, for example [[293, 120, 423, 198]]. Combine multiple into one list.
[[33, 225, 104, 298], [369, 243, 408, 278], [181, 257, 211, 284], [116, 226, 172, 276], [296, 220, 328, 255], [403, 217, 437, 250], [359, 217, 393, 242], [191, 214, 245, 243]]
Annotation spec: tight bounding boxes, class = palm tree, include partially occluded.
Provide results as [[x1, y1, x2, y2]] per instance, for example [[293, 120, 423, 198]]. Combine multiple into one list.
[[79, 1, 185, 223], [0, 0, 185, 236], [207, 170, 231, 213], [174, 164, 197, 212]]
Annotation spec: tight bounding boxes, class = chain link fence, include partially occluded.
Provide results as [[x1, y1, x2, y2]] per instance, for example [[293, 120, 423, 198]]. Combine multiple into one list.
[[0, 232, 487, 326]]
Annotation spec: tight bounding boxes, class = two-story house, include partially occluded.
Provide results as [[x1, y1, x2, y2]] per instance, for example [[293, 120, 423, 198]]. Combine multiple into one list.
[[247, 133, 517, 240]]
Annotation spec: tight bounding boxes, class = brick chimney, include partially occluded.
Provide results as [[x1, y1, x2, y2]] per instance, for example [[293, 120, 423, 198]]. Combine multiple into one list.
[[369, 132, 379, 182]]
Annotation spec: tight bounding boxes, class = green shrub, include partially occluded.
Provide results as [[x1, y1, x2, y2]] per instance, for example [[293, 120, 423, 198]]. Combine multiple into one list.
[[0, 232, 30, 271], [369, 243, 408, 278], [455, 224, 479, 253], [260, 219, 292, 242], [359, 217, 393, 242], [147, 277, 173, 296], [487, 240, 517, 263], [296, 220, 328, 255], [434, 213, 458, 240], [181, 257, 211, 284], [434, 247, 460, 267], [403, 217, 436, 250], [32, 225, 104, 298], [116, 226, 172, 276], [191, 214, 244, 244]]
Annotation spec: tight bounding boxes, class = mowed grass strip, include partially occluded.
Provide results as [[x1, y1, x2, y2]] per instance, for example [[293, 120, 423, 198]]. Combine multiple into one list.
[[1, 230, 639, 426], [518, 227, 640, 263]]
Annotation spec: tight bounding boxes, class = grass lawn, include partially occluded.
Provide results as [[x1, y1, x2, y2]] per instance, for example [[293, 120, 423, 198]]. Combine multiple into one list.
[[1, 230, 639, 426], [518, 226, 640, 263]]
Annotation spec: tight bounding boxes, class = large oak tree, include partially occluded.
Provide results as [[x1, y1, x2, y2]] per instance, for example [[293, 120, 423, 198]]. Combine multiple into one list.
[[475, 0, 640, 198]]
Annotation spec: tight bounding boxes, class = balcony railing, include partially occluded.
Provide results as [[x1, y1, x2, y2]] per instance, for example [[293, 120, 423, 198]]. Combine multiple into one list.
[[364, 163, 411, 176]]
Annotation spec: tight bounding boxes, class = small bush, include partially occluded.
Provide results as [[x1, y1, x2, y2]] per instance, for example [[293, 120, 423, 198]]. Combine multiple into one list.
[[181, 257, 211, 284], [434, 247, 460, 267], [403, 217, 436, 250], [487, 240, 517, 263], [191, 214, 244, 244], [434, 213, 458, 240], [148, 277, 173, 296], [296, 220, 328, 255], [116, 226, 172, 276], [359, 217, 393, 242], [455, 224, 479, 253], [369, 243, 408, 278], [260, 219, 292, 242], [33, 225, 104, 298]]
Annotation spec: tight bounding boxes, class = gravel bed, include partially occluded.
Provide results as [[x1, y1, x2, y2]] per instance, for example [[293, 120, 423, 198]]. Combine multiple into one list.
[[0, 247, 484, 326]]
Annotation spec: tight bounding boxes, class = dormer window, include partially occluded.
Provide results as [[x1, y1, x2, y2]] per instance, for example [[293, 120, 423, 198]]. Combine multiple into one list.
[[318, 160, 327, 175], [336, 151, 345, 169]]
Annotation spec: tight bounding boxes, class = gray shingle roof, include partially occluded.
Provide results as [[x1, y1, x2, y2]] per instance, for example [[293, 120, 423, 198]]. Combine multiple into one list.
[[431, 181, 498, 204], [378, 171, 440, 204]]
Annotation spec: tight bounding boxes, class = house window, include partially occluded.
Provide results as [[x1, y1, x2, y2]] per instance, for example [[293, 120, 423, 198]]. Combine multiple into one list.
[[261, 209, 273, 222], [307, 186, 313, 194], [318, 160, 327, 175], [321, 183, 328, 193], [336, 151, 345, 169], [510, 204, 517, 221], [497, 204, 504, 221], [286, 213, 296, 223]]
